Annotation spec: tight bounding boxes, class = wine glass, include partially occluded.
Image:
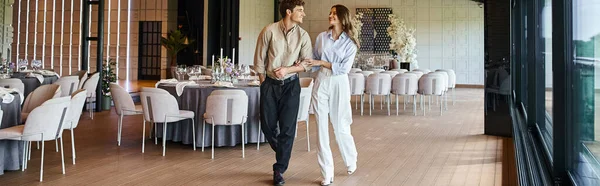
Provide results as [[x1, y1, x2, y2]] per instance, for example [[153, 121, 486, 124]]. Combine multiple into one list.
[[32, 60, 42, 71], [18, 59, 28, 71]]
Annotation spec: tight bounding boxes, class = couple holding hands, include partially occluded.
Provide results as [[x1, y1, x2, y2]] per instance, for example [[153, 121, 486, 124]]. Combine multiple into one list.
[[254, 0, 359, 185]]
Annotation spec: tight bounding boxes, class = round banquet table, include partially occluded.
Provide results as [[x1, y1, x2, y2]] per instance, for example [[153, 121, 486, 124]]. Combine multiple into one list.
[[0, 93, 23, 175], [11, 72, 59, 99], [157, 81, 264, 147]]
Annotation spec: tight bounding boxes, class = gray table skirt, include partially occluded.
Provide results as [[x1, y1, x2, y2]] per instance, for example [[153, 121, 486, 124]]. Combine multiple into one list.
[[0, 94, 23, 175], [157, 84, 265, 147], [11, 73, 59, 99]]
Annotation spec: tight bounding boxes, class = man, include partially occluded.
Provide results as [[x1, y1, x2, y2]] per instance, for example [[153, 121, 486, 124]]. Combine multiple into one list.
[[253, 0, 312, 185]]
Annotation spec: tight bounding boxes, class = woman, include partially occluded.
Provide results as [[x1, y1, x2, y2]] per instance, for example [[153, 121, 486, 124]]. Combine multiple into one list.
[[304, 4, 358, 186]]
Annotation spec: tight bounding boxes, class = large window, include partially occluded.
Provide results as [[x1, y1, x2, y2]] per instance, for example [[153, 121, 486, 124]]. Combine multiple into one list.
[[573, 0, 600, 184], [511, 0, 600, 184], [542, 0, 553, 120]]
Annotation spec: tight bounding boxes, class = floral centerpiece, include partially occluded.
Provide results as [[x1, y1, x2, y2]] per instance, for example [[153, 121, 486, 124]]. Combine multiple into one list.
[[212, 56, 240, 83], [387, 14, 418, 69]]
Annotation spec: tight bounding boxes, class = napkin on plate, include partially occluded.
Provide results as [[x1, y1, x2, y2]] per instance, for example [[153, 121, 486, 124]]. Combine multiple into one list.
[[213, 81, 234, 88], [154, 78, 178, 87], [0, 87, 23, 104], [175, 81, 197, 96]]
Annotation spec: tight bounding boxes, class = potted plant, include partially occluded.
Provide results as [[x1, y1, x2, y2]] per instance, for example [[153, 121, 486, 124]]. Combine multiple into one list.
[[101, 58, 117, 111], [161, 29, 193, 78]]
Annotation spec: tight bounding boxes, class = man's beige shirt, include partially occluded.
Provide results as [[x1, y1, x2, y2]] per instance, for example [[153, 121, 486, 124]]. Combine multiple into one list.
[[254, 20, 312, 80]]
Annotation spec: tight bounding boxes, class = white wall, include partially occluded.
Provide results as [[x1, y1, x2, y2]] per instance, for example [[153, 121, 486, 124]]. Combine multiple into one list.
[[238, 0, 274, 66], [300, 0, 485, 85]]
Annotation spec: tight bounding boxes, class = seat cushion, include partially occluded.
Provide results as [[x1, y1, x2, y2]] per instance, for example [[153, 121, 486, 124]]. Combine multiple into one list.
[[178, 110, 195, 118], [0, 125, 24, 140]]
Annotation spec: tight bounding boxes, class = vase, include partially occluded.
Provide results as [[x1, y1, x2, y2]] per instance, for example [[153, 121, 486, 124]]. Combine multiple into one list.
[[102, 95, 112, 111], [390, 59, 400, 70], [400, 62, 410, 70]]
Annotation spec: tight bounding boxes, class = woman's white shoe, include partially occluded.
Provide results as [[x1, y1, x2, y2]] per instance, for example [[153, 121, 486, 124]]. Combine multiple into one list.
[[320, 176, 334, 186], [347, 164, 357, 175]]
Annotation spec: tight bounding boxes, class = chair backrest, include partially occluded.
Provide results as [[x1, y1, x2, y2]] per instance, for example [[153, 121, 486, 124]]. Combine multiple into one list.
[[431, 71, 449, 91], [348, 73, 365, 95], [436, 69, 456, 88], [0, 78, 25, 94], [392, 73, 418, 95], [211, 89, 246, 95], [140, 87, 181, 123], [205, 92, 249, 125], [63, 89, 87, 129], [54, 76, 80, 97], [297, 79, 313, 121], [83, 72, 100, 97], [299, 77, 313, 88], [368, 69, 385, 73], [381, 71, 400, 77], [22, 97, 71, 141], [78, 72, 88, 90], [358, 71, 374, 77], [22, 84, 61, 114], [109, 83, 136, 115], [392, 69, 408, 73], [350, 68, 362, 73], [413, 69, 431, 74], [418, 73, 444, 96], [366, 73, 392, 95], [406, 71, 424, 79]]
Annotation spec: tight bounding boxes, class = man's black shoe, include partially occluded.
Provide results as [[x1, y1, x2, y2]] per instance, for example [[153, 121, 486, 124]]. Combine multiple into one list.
[[273, 171, 285, 186]]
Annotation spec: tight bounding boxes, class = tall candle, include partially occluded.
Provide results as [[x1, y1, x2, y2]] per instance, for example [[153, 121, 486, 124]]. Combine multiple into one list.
[[220, 48, 223, 63], [212, 55, 214, 66], [232, 48, 235, 67]]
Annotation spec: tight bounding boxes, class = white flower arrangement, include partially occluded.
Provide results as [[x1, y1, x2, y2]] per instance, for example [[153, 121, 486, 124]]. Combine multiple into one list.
[[387, 14, 418, 64], [350, 12, 364, 48]]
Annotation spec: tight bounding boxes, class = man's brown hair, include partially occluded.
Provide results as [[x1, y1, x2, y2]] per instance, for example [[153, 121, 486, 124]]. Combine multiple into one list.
[[279, 0, 305, 18]]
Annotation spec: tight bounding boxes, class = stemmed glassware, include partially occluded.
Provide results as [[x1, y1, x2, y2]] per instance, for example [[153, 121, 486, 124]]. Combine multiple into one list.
[[176, 65, 187, 81], [18, 59, 28, 71], [32, 60, 42, 71]]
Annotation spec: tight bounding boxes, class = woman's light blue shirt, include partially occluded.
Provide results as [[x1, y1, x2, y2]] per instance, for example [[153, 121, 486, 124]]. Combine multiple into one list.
[[312, 30, 358, 75]]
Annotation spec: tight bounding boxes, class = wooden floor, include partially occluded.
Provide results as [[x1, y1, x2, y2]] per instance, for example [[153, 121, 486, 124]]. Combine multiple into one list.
[[0, 88, 506, 185], [116, 80, 158, 93]]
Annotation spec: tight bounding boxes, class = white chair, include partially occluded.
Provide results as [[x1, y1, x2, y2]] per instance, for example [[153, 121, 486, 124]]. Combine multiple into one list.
[[368, 69, 385, 73], [381, 71, 400, 77], [54, 76, 80, 97], [392, 69, 408, 73], [431, 71, 449, 110], [348, 73, 365, 115], [110, 83, 143, 146], [418, 73, 445, 116], [202, 90, 248, 159], [392, 73, 419, 116], [413, 69, 431, 74], [349, 68, 362, 73], [210, 90, 264, 151], [21, 84, 61, 123], [72, 71, 88, 90], [296, 78, 313, 151], [82, 72, 100, 119], [140, 87, 196, 156], [358, 71, 374, 78], [436, 69, 456, 105], [0, 78, 25, 94], [366, 73, 392, 115], [406, 71, 424, 80], [60, 89, 87, 165], [0, 97, 70, 182]]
